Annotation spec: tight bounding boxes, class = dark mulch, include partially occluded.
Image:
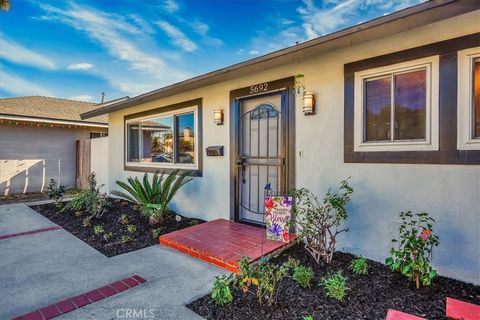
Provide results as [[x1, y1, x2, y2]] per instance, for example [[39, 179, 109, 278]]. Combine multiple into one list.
[[30, 199, 204, 257], [188, 243, 480, 320]]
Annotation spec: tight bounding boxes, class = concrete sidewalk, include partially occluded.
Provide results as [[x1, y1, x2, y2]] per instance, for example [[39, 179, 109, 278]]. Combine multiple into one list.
[[0, 203, 222, 320]]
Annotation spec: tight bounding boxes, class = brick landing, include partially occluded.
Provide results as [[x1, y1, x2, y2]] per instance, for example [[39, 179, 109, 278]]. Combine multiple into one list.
[[159, 219, 295, 272]]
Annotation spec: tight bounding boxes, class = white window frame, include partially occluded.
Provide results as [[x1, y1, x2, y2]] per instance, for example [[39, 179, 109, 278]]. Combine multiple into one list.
[[354, 56, 439, 152], [457, 46, 480, 150], [125, 105, 199, 170]]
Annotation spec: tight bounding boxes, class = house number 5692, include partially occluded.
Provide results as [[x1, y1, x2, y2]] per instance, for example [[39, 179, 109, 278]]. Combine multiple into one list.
[[249, 83, 268, 94]]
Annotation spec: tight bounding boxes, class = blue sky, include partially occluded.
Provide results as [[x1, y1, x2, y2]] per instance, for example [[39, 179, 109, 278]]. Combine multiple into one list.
[[0, 0, 424, 103]]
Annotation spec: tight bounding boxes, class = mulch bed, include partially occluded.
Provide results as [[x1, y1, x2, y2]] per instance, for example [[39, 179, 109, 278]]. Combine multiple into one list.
[[30, 199, 204, 257], [188, 243, 480, 320]]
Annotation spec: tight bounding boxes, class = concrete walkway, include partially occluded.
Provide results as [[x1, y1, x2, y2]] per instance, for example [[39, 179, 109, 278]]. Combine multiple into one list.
[[0, 203, 223, 320]]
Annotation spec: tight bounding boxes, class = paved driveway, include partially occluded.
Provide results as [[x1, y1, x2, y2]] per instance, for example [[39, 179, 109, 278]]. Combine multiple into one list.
[[0, 203, 222, 320]]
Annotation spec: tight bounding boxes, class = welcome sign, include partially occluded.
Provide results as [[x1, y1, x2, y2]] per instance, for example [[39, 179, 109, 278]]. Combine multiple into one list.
[[265, 196, 292, 242]]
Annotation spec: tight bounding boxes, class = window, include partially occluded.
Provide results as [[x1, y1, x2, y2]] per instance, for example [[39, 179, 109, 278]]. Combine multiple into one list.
[[458, 47, 480, 150], [125, 105, 198, 169], [90, 132, 108, 139], [354, 56, 439, 152]]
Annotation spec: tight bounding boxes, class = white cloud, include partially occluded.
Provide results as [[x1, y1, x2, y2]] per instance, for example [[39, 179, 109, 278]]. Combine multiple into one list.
[[297, 0, 424, 39], [39, 3, 167, 74], [249, 50, 260, 55], [156, 21, 197, 52], [0, 33, 55, 70], [69, 94, 95, 101], [191, 20, 209, 36], [0, 69, 54, 96], [67, 63, 94, 70], [163, 0, 180, 13]]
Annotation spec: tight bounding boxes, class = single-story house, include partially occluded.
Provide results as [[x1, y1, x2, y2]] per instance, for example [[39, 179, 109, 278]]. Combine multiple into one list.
[[0, 96, 108, 195], [82, 0, 480, 284]]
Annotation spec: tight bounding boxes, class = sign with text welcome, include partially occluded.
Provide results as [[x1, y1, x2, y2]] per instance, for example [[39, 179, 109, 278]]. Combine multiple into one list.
[[265, 196, 292, 242]]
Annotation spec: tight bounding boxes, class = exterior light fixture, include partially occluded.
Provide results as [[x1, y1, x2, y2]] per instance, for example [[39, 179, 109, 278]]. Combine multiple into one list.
[[302, 92, 315, 115], [214, 109, 224, 125]]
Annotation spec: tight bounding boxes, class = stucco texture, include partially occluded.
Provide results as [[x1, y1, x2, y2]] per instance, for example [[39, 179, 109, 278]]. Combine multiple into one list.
[[106, 11, 480, 284], [0, 123, 106, 194]]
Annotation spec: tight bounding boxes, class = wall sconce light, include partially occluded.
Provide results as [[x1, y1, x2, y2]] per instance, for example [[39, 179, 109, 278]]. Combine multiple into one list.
[[302, 92, 315, 115], [214, 109, 224, 125]]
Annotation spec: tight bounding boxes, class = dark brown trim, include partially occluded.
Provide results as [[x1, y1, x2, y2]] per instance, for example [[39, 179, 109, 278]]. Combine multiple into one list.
[[81, 0, 479, 120], [229, 76, 295, 100], [344, 33, 480, 165], [229, 77, 296, 223], [123, 98, 203, 176]]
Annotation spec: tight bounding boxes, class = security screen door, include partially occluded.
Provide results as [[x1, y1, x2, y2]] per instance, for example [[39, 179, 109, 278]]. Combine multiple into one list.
[[236, 92, 286, 225]]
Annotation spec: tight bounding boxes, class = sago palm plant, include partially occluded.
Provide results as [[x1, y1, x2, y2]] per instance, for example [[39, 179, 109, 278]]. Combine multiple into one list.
[[112, 170, 192, 224]]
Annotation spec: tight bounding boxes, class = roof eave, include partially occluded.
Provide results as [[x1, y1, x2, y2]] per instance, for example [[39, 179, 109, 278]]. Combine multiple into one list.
[[0, 114, 108, 128], [81, 0, 479, 120]]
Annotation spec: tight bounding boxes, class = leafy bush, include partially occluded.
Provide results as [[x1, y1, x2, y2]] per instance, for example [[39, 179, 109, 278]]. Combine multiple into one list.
[[152, 227, 165, 239], [121, 235, 132, 243], [112, 170, 192, 222], [293, 265, 314, 289], [61, 173, 111, 219], [119, 214, 129, 225], [386, 211, 439, 289], [304, 316, 314, 320], [349, 257, 368, 275], [211, 275, 234, 306], [103, 232, 113, 242], [93, 225, 104, 234], [82, 217, 91, 227], [290, 178, 353, 264], [235, 257, 297, 306], [127, 224, 137, 234], [46, 179, 66, 207], [320, 271, 348, 301]]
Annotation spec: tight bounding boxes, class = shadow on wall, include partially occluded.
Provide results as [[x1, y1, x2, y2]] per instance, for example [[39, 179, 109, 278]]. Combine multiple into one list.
[[0, 159, 65, 195]]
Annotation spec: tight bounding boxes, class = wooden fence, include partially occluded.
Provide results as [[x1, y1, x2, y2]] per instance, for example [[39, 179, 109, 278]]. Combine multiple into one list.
[[76, 139, 91, 189]]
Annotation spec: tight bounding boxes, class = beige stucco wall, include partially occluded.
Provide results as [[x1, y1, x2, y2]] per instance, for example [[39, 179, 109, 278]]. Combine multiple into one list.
[[107, 11, 480, 284], [0, 122, 107, 195]]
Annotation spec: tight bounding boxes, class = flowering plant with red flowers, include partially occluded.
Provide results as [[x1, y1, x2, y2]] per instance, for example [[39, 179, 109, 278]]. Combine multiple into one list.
[[386, 211, 439, 289]]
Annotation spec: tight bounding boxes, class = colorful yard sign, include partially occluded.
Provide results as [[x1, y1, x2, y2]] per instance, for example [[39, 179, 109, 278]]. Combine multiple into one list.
[[265, 195, 292, 242]]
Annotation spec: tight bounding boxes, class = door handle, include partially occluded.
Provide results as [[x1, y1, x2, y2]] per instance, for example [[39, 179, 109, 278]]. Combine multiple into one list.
[[236, 157, 246, 166]]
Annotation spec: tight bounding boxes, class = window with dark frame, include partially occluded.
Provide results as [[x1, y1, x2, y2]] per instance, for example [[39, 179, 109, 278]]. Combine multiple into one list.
[[473, 57, 480, 138], [363, 68, 427, 143], [126, 110, 196, 167]]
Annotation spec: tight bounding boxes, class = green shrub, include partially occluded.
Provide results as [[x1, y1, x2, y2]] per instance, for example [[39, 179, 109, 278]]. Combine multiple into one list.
[[121, 235, 132, 243], [349, 257, 368, 275], [320, 271, 348, 301], [46, 179, 66, 207], [304, 316, 314, 320], [112, 170, 192, 222], [152, 227, 165, 239], [235, 256, 296, 306], [386, 211, 439, 289], [293, 265, 314, 289], [119, 214, 129, 225], [103, 232, 113, 242], [127, 224, 137, 234], [211, 275, 233, 306], [82, 217, 91, 227], [61, 173, 111, 219], [93, 225, 104, 234], [290, 178, 353, 264]]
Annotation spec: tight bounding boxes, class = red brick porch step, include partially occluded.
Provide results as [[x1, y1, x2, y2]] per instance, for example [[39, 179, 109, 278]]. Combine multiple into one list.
[[446, 297, 480, 320], [159, 219, 295, 272], [385, 309, 426, 320], [12, 275, 146, 320]]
